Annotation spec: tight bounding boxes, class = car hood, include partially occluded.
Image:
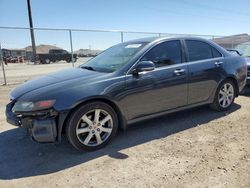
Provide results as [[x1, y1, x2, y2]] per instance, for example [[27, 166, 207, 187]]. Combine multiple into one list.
[[10, 68, 107, 100]]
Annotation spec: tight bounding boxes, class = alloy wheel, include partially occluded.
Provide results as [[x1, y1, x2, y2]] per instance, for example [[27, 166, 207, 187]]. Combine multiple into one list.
[[76, 109, 113, 147], [218, 83, 234, 108]]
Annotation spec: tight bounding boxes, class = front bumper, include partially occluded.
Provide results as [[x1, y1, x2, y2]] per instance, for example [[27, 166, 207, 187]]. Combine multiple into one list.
[[6, 102, 58, 143], [247, 77, 250, 85], [6, 102, 20, 126], [247, 68, 250, 85]]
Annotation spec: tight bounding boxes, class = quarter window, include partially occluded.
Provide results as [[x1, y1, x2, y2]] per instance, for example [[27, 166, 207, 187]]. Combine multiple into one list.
[[186, 40, 213, 61], [142, 40, 182, 68], [212, 47, 222, 58]]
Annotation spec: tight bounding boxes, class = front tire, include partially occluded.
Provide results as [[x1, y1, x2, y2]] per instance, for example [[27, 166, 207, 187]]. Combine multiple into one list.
[[66, 57, 76, 63], [66, 102, 118, 151], [210, 79, 236, 111]]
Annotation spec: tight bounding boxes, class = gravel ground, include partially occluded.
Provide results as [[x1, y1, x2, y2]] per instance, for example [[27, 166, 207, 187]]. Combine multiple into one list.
[[0, 63, 250, 188]]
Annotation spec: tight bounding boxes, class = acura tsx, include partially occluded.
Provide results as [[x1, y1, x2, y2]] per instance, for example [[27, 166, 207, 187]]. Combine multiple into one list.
[[6, 37, 247, 151]]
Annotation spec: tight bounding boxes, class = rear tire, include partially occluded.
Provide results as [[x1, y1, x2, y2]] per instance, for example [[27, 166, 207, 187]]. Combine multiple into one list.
[[45, 58, 51, 64], [210, 79, 236, 111], [66, 102, 118, 151]]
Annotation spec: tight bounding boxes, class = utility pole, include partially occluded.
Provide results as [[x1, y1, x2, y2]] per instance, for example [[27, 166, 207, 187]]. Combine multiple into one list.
[[0, 43, 7, 85], [27, 0, 37, 64]]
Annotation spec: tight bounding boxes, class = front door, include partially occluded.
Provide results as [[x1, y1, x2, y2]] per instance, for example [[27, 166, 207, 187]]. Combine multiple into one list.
[[121, 40, 188, 120]]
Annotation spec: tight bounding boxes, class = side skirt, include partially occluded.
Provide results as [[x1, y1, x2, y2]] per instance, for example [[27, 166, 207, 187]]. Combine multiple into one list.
[[127, 101, 211, 125]]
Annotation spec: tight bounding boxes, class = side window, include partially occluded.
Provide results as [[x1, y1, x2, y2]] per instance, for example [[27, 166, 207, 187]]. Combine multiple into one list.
[[212, 47, 222, 58], [186, 40, 213, 61], [142, 40, 182, 68]]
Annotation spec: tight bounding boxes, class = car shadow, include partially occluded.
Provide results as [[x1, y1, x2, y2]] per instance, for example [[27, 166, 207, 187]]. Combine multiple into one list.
[[0, 104, 241, 180]]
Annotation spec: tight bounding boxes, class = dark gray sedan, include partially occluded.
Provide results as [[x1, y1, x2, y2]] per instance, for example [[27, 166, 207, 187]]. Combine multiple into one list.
[[6, 37, 247, 151]]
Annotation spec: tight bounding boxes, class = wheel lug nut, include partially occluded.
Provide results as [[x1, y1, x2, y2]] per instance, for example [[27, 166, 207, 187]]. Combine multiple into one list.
[[92, 130, 95, 134], [97, 128, 100, 132], [89, 126, 92, 129]]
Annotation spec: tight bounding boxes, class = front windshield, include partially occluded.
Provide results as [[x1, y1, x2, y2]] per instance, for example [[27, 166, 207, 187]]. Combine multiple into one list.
[[80, 42, 148, 73], [235, 42, 250, 57]]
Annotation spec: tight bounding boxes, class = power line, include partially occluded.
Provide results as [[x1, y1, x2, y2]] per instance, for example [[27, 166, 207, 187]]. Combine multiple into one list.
[[142, 5, 249, 24], [179, 0, 250, 17]]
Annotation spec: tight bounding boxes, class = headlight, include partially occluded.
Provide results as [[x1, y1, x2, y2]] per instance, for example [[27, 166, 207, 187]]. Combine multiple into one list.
[[12, 100, 55, 112], [10, 95, 15, 101]]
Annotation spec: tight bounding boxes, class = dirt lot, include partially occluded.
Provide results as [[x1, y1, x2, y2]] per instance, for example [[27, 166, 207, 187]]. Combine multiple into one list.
[[0, 62, 250, 188], [0, 58, 89, 85]]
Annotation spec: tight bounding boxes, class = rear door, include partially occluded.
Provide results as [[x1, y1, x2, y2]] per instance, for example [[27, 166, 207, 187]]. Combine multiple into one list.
[[184, 40, 225, 104], [123, 40, 188, 120]]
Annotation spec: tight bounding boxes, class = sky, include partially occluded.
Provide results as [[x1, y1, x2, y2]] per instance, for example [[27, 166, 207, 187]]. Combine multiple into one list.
[[0, 0, 250, 50]]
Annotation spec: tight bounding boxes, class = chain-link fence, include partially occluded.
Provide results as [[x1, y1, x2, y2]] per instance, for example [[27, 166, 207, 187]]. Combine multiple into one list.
[[1, 26, 249, 85]]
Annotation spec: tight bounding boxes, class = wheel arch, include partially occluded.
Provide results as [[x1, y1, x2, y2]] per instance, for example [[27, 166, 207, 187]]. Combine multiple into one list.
[[209, 76, 239, 104], [224, 76, 239, 97], [58, 97, 127, 142]]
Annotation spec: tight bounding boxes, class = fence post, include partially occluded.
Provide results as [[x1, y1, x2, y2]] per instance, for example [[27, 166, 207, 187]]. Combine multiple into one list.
[[0, 43, 7, 85], [69, 30, 74, 67], [120, 32, 124, 43]]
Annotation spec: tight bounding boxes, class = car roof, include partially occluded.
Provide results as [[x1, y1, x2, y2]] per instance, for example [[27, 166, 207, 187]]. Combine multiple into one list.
[[125, 36, 212, 44], [124, 36, 230, 58]]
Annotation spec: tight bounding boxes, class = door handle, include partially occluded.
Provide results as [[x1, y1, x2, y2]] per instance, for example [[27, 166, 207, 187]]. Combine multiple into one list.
[[214, 61, 223, 66], [174, 69, 186, 76]]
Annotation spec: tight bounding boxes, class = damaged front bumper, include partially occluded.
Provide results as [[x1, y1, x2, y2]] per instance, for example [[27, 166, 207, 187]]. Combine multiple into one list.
[[6, 102, 58, 143]]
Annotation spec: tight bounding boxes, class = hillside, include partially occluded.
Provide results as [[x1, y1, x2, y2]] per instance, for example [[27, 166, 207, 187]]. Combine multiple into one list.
[[24, 45, 101, 56], [74, 48, 102, 56], [24, 44, 62, 54]]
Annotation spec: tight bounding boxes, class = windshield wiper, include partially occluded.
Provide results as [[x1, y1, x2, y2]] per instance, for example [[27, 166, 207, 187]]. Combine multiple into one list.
[[81, 66, 96, 71]]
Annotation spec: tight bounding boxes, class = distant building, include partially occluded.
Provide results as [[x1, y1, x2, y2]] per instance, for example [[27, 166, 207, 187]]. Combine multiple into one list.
[[25, 51, 34, 61], [2, 48, 26, 57], [213, 34, 250, 49]]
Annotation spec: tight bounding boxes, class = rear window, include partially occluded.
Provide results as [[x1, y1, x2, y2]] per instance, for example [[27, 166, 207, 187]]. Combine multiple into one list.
[[186, 40, 213, 61]]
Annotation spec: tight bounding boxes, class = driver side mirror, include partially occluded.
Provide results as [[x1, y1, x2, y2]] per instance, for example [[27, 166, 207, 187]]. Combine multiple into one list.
[[132, 61, 155, 74]]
